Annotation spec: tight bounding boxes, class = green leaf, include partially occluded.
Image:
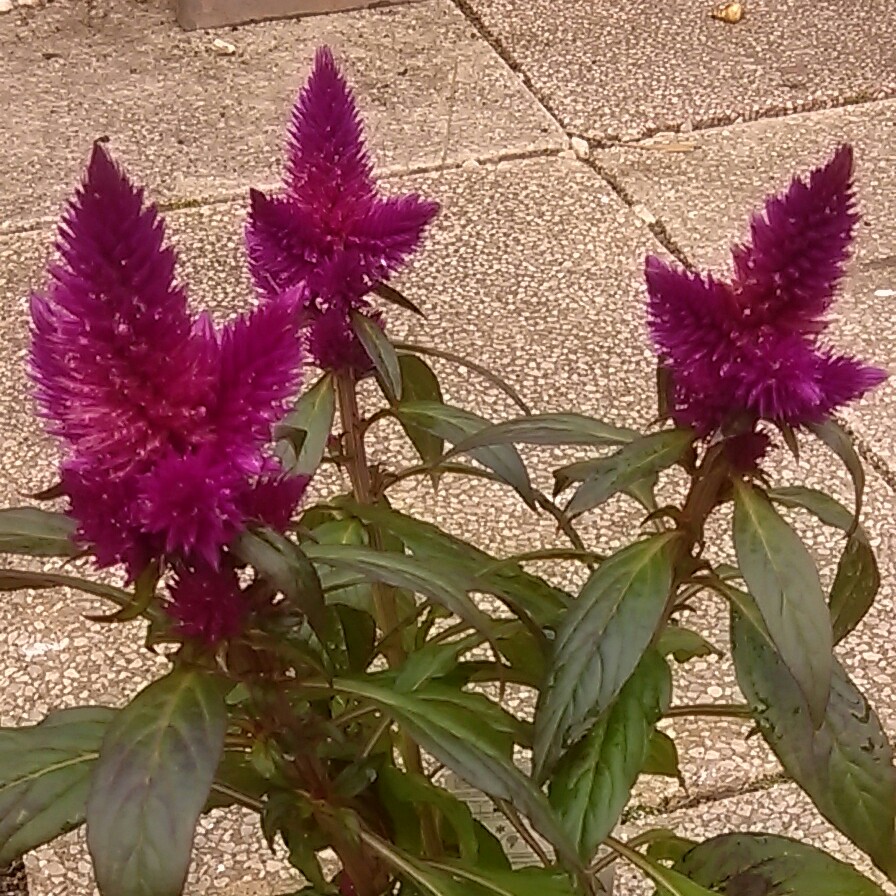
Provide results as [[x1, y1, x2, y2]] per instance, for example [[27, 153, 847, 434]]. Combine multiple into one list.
[[656, 624, 719, 664], [0, 707, 114, 864], [645, 831, 696, 865], [428, 861, 580, 896], [0, 507, 78, 557], [86, 561, 160, 624], [331, 604, 377, 673], [393, 402, 535, 507], [444, 413, 638, 456], [395, 342, 531, 415], [829, 532, 880, 645], [205, 751, 270, 812], [564, 430, 693, 518], [766, 485, 881, 642], [333, 678, 574, 863], [642, 731, 681, 779], [87, 668, 228, 896], [731, 610, 896, 878], [534, 535, 675, 778], [304, 543, 495, 641], [614, 843, 716, 896], [275, 374, 336, 476], [378, 767, 479, 862], [674, 832, 887, 895], [0, 569, 139, 615], [339, 501, 568, 626], [234, 529, 327, 639], [732, 480, 831, 725], [395, 635, 481, 691], [767, 486, 855, 532], [396, 355, 444, 469], [549, 651, 671, 858], [806, 419, 864, 532], [353, 311, 403, 401], [374, 283, 425, 317]]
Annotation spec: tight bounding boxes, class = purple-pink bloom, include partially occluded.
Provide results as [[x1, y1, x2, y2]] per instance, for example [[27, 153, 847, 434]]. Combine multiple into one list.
[[646, 145, 886, 436], [246, 46, 439, 370], [30, 144, 309, 642], [166, 561, 248, 644]]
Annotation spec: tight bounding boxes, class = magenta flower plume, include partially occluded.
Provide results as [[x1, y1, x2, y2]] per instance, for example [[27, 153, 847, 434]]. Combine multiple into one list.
[[246, 46, 439, 370], [646, 145, 886, 437], [30, 144, 309, 642]]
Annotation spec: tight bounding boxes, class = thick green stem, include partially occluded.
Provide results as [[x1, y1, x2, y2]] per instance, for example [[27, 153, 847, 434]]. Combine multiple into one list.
[[335, 371, 443, 860]]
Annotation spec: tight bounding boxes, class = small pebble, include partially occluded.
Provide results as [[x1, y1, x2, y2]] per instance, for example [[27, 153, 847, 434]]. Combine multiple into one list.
[[212, 38, 237, 56], [570, 136, 590, 159], [632, 203, 657, 225], [461, 158, 481, 170]]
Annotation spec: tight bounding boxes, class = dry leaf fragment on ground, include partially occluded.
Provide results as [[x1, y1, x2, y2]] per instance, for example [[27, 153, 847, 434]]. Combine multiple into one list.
[[711, 1, 745, 23]]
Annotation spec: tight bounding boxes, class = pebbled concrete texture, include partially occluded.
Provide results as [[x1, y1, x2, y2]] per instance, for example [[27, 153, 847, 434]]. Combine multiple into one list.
[[458, 0, 896, 142], [0, 0, 562, 227]]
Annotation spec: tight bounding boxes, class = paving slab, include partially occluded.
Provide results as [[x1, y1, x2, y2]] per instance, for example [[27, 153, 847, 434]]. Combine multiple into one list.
[[460, 0, 896, 141], [0, 0, 563, 228], [593, 100, 896, 473], [3, 155, 896, 891]]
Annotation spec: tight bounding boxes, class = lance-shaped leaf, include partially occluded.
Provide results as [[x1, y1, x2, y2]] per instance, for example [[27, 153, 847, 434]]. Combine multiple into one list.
[[829, 531, 879, 644], [0, 569, 137, 615], [334, 500, 569, 625], [0, 707, 115, 864], [732, 610, 896, 878], [304, 542, 496, 642], [768, 486, 880, 643], [443, 413, 638, 457], [534, 534, 676, 778], [333, 678, 576, 864], [353, 311, 402, 402], [428, 861, 581, 896], [275, 373, 336, 476], [233, 528, 327, 639], [0, 507, 78, 557], [87, 668, 228, 896], [674, 832, 887, 895], [549, 650, 671, 859], [393, 402, 535, 507], [611, 840, 716, 896], [732, 480, 831, 725], [564, 429, 693, 518], [377, 767, 480, 862], [806, 419, 864, 531], [641, 731, 681, 780], [396, 355, 444, 469]]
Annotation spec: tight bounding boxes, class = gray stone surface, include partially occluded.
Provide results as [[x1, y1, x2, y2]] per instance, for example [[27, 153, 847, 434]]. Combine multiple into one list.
[[594, 101, 896, 472], [0, 0, 562, 228], [461, 0, 896, 141]]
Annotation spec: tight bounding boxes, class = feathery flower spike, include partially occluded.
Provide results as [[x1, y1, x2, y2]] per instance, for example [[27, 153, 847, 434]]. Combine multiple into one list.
[[246, 46, 439, 370], [31, 144, 308, 641], [645, 145, 885, 442]]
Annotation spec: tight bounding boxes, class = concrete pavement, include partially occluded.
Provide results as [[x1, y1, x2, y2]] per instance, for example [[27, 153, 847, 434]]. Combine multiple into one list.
[[2, 0, 896, 892]]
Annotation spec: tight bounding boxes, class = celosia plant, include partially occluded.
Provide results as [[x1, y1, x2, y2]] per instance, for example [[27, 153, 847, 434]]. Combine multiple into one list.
[[0, 49, 893, 896]]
